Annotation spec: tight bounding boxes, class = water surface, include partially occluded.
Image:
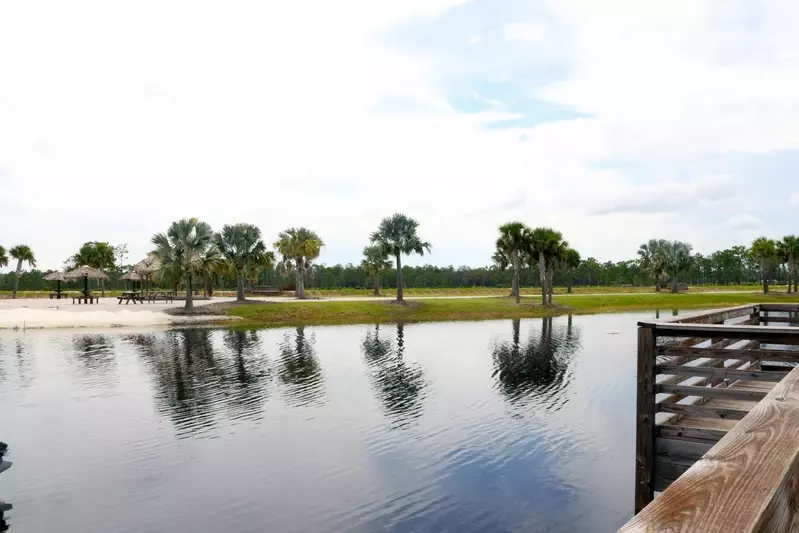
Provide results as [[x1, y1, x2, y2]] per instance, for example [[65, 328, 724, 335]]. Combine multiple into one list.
[[0, 314, 650, 532]]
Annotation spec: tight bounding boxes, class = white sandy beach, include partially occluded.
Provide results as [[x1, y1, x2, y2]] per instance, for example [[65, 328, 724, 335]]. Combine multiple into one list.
[[0, 297, 237, 329]]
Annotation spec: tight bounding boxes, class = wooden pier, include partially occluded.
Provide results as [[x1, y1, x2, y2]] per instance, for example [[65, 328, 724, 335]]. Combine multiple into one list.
[[621, 303, 799, 532]]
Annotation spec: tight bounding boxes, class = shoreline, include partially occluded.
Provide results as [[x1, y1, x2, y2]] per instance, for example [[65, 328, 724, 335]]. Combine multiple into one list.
[[1, 292, 798, 330]]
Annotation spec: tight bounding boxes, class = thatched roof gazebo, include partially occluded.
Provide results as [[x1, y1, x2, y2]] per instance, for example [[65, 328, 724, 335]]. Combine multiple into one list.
[[43, 271, 69, 298], [65, 265, 109, 295], [133, 254, 161, 294], [120, 271, 142, 291]]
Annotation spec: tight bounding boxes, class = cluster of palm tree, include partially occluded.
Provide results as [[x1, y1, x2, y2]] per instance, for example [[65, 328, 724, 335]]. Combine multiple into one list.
[[151, 218, 325, 309], [750, 236, 799, 294], [0, 244, 37, 298], [637, 239, 693, 293], [491, 223, 579, 305], [638, 236, 799, 295]]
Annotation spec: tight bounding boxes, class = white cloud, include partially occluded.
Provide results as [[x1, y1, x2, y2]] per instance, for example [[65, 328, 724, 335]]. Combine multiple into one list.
[[0, 0, 798, 271], [723, 213, 762, 230], [790, 192, 799, 206], [503, 22, 546, 42]]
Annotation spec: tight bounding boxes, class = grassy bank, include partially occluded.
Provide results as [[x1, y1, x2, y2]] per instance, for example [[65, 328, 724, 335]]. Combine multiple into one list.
[[227, 292, 799, 327]]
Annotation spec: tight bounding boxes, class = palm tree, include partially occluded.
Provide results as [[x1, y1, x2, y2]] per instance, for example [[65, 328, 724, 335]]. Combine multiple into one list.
[[778, 236, 799, 293], [530, 227, 566, 305], [274, 228, 324, 300], [0, 246, 7, 269], [370, 214, 431, 303], [561, 248, 581, 294], [151, 218, 215, 310], [361, 245, 392, 296], [198, 245, 224, 298], [638, 239, 669, 291], [658, 241, 693, 293], [751, 237, 777, 294], [494, 222, 532, 304], [215, 223, 272, 301], [10, 245, 36, 299]]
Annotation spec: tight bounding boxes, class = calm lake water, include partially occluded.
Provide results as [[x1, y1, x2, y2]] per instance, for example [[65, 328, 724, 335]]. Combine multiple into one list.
[[0, 313, 660, 533]]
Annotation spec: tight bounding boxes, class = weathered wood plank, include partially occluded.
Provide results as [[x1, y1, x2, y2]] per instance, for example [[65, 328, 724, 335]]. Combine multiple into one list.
[[657, 346, 799, 363], [619, 364, 799, 533], [655, 437, 714, 460], [650, 323, 799, 345], [634, 325, 657, 513], [657, 425, 728, 442], [656, 365, 788, 382], [657, 402, 750, 420], [656, 384, 768, 401], [758, 303, 799, 312], [753, 316, 799, 323], [654, 305, 759, 325]]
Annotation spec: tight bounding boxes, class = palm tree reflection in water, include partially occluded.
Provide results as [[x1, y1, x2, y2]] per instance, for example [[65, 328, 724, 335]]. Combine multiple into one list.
[[278, 326, 325, 407], [492, 316, 581, 411], [362, 324, 427, 428], [129, 329, 271, 437]]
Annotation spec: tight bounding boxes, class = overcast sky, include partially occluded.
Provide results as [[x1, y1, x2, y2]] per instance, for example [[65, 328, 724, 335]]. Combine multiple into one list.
[[2, 0, 799, 271]]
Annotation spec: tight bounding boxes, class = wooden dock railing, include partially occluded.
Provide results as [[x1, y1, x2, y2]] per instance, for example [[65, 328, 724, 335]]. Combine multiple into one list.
[[625, 303, 799, 531]]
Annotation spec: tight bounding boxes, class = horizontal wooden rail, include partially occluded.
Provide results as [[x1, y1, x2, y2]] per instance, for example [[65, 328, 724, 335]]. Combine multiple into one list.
[[656, 384, 767, 401], [657, 402, 751, 420], [645, 322, 799, 345], [656, 365, 788, 382], [657, 346, 799, 363], [621, 364, 799, 533], [660, 304, 758, 325]]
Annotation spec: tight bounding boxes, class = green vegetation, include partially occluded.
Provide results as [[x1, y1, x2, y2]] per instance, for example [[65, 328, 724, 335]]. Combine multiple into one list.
[[361, 244, 392, 296], [273, 227, 324, 300], [9, 245, 36, 299], [152, 218, 216, 310], [227, 292, 799, 327], [370, 213, 431, 302], [751, 237, 777, 294], [215, 223, 273, 301], [72, 241, 116, 295]]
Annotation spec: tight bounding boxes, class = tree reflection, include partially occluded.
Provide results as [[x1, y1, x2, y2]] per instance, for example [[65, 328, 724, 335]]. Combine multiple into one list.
[[0, 501, 10, 532], [362, 324, 426, 428], [70, 334, 116, 387], [278, 326, 325, 407], [492, 317, 580, 410], [129, 328, 271, 437]]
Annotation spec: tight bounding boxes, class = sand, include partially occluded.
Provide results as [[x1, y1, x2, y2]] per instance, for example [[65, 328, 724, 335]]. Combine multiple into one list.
[[0, 297, 238, 329]]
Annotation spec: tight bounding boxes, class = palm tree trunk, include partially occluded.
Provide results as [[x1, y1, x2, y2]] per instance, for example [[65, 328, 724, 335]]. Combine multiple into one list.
[[295, 269, 305, 299], [12, 259, 22, 298], [789, 257, 795, 293], [671, 271, 678, 293], [396, 254, 404, 302], [374, 272, 381, 296], [236, 268, 246, 301], [538, 251, 547, 306], [185, 273, 194, 310], [512, 251, 520, 304], [546, 263, 554, 304], [567, 270, 573, 294], [762, 259, 769, 294]]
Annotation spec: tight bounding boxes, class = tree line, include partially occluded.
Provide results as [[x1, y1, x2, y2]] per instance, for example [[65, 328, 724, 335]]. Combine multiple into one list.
[[2, 224, 799, 301]]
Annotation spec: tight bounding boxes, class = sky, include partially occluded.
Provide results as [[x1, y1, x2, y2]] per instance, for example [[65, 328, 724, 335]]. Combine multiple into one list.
[[2, 0, 799, 271]]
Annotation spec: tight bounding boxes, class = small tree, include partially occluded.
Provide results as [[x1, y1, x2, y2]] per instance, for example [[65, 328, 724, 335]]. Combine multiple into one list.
[[10, 245, 36, 299], [0, 246, 7, 269], [370, 214, 431, 303], [658, 241, 693, 293], [73, 241, 116, 295], [750, 237, 777, 294], [274, 228, 324, 299], [361, 245, 392, 296], [530, 227, 567, 305], [215, 223, 272, 301], [152, 218, 215, 310], [494, 222, 533, 304], [778, 236, 799, 293], [561, 248, 581, 294]]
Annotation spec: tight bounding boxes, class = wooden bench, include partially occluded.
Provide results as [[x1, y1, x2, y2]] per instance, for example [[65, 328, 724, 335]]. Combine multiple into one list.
[[118, 292, 143, 304], [251, 285, 282, 296], [72, 294, 98, 304], [49, 292, 68, 299], [146, 292, 174, 303]]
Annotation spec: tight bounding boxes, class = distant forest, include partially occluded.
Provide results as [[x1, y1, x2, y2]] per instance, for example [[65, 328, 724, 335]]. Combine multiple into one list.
[[0, 245, 787, 292]]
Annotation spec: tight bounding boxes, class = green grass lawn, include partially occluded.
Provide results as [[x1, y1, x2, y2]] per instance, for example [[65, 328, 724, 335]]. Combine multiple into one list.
[[228, 291, 798, 327]]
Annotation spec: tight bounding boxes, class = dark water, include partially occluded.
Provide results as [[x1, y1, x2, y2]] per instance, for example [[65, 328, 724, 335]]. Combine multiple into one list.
[[0, 314, 649, 533]]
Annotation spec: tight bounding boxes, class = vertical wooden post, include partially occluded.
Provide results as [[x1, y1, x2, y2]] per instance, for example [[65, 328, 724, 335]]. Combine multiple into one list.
[[634, 324, 657, 513]]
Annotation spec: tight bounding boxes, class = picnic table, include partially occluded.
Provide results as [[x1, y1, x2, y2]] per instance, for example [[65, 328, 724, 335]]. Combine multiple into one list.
[[72, 292, 99, 304], [145, 291, 174, 303], [118, 291, 143, 304], [49, 292, 68, 299]]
